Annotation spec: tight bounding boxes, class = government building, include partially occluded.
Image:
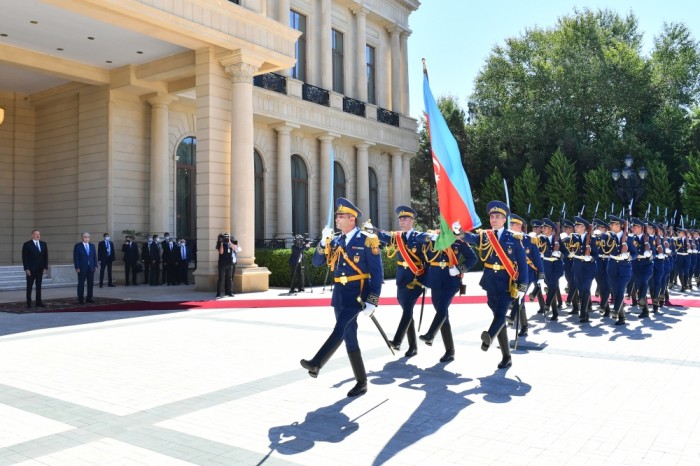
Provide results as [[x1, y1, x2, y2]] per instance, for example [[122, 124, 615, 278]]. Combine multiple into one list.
[[0, 0, 421, 291]]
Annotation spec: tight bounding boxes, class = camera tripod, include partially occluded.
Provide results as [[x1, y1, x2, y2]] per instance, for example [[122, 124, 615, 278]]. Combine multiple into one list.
[[287, 254, 314, 295]]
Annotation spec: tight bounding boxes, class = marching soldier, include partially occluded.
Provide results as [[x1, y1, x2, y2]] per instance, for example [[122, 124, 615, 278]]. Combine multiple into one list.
[[675, 228, 690, 292], [561, 219, 577, 313], [460, 201, 528, 369], [301, 198, 383, 397], [528, 219, 547, 314], [538, 218, 565, 320], [374, 206, 427, 358], [649, 222, 667, 314], [418, 223, 478, 363], [569, 216, 598, 323], [630, 218, 654, 318], [593, 218, 612, 316]]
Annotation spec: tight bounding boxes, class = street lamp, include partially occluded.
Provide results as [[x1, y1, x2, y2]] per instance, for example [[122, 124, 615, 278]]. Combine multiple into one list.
[[611, 154, 647, 216]]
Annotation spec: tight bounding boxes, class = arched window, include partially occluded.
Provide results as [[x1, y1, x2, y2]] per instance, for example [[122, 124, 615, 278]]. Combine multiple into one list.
[[254, 150, 265, 243], [369, 167, 379, 226], [334, 162, 346, 200], [291, 154, 309, 235], [176, 136, 196, 240]]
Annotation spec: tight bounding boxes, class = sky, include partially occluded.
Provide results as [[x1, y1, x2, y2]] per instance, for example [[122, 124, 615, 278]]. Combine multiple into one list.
[[407, 0, 700, 120]]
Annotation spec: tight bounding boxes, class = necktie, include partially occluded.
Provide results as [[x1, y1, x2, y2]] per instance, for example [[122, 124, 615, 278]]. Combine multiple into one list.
[[35, 241, 40, 252], [85, 243, 89, 255], [107, 242, 110, 254], [339, 235, 346, 248], [182, 247, 186, 260]]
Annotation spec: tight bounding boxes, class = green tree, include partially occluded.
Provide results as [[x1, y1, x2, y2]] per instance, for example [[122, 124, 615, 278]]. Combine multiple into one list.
[[544, 148, 579, 217], [582, 166, 615, 220], [512, 163, 543, 219], [639, 160, 677, 220], [681, 152, 700, 219], [478, 167, 506, 218]]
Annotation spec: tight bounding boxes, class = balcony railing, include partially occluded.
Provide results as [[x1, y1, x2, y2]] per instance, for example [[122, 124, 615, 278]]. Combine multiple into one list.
[[253, 73, 287, 94], [302, 83, 330, 107], [343, 97, 366, 117], [377, 107, 400, 127]]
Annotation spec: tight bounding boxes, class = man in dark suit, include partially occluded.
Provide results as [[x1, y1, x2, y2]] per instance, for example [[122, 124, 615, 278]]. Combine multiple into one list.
[[141, 237, 153, 285], [22, 229, 49, 308], [175, 238, 191, 285], [98, 233, 116, 287], [148, 234, 161, 286], [162, 236, 178, 285], [73, 232, 98, 304], [121, 235, 140, 286]]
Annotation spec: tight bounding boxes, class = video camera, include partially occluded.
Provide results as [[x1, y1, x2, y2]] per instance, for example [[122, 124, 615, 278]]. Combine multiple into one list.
[[293, 234, 311, 249]]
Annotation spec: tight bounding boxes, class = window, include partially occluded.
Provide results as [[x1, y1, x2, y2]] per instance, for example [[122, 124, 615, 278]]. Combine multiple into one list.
[[369, 167, 379, 226], [332, 29, 344, 93], [254, 150, 265, 242], [291, 155, 309, 235], [290, 10, 307, 81], [176, 137, 197, 240], [334, 162, 346, 200], [366, 45, 376, 104]]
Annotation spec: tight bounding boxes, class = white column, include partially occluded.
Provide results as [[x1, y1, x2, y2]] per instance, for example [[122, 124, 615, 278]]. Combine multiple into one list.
[[278, 0, 291, 76], [319, 134, 337, 227], [387, 26, 401, 113], [321, 0, 332, 89], [391, 151, 403, 230], [402, 153, 412, 204], [352, 7, 368, 102], [274, 123, 298, 238], [148, 94, 174, 235], [225, 61, 259, 269], [400, 30, 410, 115], [356, 143, 370, 221]]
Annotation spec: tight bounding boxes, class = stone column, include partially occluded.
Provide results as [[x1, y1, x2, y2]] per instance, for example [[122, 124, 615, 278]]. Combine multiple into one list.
[[400, 30, 410, 115], [403, 152, 412, 204], [356, 142, 371, 221], [319, 133, 338, 227], [321, 0, 332, 89], [273, 123, 298, 239], [278, 0, 291, 76], [148, 94, 175, 235], [391, 151, 403, 230], [352, 7, 368, 102], [387, 26, 401, 113]]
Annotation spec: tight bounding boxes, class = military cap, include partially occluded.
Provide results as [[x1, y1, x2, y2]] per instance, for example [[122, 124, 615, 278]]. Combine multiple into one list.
[[395, 205, 416, 219], [487, 200, 510, 218], [574, 216, 590, 228], [562, 219, 574, 228], [608, 215, 623, 224], [531, 219, 543, 228], [510, 214, 525, 225], [542, 218, 557, 230], [630, 217, 645, 227], [335, 197, 362, 218], [593, 218, 610, 230]]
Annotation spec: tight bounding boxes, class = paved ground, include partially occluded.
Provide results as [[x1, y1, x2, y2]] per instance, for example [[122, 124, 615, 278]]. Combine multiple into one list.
[[1, 274, 699, 465]]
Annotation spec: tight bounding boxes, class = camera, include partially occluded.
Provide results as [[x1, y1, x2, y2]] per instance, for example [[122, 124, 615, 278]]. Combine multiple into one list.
[[293, 234, 311, 249]]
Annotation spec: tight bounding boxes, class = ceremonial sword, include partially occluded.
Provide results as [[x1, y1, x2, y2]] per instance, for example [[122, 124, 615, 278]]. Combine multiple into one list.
[[357, 297, 395, 355]]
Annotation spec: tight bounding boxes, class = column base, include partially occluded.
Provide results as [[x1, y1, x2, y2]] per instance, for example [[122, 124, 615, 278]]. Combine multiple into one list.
[[234, 266, 271, 293]]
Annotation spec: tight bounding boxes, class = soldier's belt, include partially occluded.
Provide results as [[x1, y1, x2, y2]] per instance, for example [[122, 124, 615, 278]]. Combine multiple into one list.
[[573, 255, 593, 261], [677, 252, 689, 256], [428, 261, 451, 269], [542, 257, 558, 262], [334, 273, 370, 285], [398, 260, 422, 268], [598, 255, 609, 259], [484, 262, 505, 271], [609, 255, 629, 261]]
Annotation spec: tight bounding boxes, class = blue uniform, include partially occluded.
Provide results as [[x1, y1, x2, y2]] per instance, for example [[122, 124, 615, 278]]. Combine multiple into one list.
[[565, 231, 598, 322], [674, 235, 690, 290], [510, 233, 545, 330], [594, 233, 612, 314], [599, 230, 638, 324], [537, 233, 565, 318], [631, 233, 654, 315]]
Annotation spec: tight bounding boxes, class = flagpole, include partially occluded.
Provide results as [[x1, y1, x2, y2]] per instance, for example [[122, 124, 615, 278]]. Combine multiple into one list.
[[326, 146, 336, 228]]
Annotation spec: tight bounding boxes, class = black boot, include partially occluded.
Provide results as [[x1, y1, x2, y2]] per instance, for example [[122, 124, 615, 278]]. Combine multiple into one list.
[[603, 304, 611, 318], [300, 335, 342, 378], [615, 305, 626, 325], [579, 295, 591, 323], [419, 314, 446, 346], [536, 290, 546, 314], [404, 321, 418, 357], [550, 302, 559, 321], [347, 351, 367, 397], [518, 302, 528, 336], [439, 323, 455, 362], [496, 327, 512, 369]]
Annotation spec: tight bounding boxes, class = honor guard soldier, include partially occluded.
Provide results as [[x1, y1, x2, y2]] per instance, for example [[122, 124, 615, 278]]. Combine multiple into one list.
[[630, 218, 654, 317], [648, 222, 667, 314], [460, 201, 528, 369], [301, 198, 383, 397], [374, 206, 427, 358], [592, 218, 612, 316], [663, 225, 676, 306], [528, 219, 547, 314], [538, 218, 565, 320], [561, 219, 577, 312], [595, 215, 638, 325], [507, 214, 545, 336], [569, 216, 598, 323], [688, 229, 698, 290], [418, 221, 478, 363], [672, 228, 689, 291]]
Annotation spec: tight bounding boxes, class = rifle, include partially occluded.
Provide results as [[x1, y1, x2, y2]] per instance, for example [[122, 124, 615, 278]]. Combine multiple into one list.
[[621, 219, 629, 254]]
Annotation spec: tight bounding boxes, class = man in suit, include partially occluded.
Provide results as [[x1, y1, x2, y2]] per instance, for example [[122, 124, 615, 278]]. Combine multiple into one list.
[[161, 235, 178, 285], [122, 235, 140, 286], [22, 229, 49, 308], [73, 232, 98, 304], [148, 234, 161, 286], [98, 233, 116, 287], [175, 238, 191, 285]]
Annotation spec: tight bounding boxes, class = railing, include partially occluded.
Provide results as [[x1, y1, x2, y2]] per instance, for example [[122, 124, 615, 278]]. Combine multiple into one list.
[[302, 83, 330, 107], [253, 73, 287, 94], [377, 107, 400, 127], [343, 96, 366, 117]]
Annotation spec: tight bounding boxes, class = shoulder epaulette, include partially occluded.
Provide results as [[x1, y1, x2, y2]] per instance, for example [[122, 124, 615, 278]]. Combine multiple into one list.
[[511, 232, 524, 239]]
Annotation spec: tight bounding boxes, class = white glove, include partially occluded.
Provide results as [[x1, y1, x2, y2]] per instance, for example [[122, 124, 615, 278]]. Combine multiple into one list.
[[528, 231, 536, 238], [517, 290, 526, 301], [621, 252, 630, 260], [452, 221, 462, 235], [593, 229, 602, 236], [568, 252, 575, 259], [449, 266, 460, 276], [538, 279, 546, 289], [362, 303, 376, 317], [560, 232, 569, 240], [552, 251, 561, 258], [362, 220, 375, 232], [643, 250, 652, 258], [430, 233, 438, 241], [665, 248, 671, 254], [656, 253, 666, 260], [583, 255, 593, 262], [320, 227, 334, 246]]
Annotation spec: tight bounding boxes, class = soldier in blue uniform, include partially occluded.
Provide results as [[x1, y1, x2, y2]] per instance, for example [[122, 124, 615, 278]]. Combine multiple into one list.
[[460, 201, 528, 369], [301, 198, 383, 397], [418, 224, 478, 363], [506, 214, 545, 336], [538, 218, 565, 320], [568, 216, 598, 323], [648, 222, 667, 314], [662, 224, 676, 306], [561, 219, 577, 313], [592, 218, 612, 316], [594, 215, 638, 325], [528, 219, 547, 314], [630, 218, 654, 318], [689, 230, 698, 290], [374, 206, 427, 358]]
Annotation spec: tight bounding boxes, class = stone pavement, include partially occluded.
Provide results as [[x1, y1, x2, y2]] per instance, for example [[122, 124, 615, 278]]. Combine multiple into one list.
[[1, 274, 699, 465]]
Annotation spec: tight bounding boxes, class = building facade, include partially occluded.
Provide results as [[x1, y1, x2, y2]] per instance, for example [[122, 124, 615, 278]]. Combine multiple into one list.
[[0, 0, 420, 291]]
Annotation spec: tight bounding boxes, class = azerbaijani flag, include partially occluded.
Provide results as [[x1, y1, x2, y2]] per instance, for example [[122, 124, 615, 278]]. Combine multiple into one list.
[[423, 66, 481, 250]]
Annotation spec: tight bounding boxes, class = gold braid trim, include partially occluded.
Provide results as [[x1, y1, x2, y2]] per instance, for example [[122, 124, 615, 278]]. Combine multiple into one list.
[[385, 233, 398, 258]]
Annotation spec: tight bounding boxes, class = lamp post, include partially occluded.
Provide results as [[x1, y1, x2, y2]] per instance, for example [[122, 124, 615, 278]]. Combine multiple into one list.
[[611, 154, 647, 217]]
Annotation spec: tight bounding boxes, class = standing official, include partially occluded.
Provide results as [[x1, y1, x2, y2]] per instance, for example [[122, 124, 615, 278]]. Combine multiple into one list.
[[22, 230, 48, 308], [73, 232, 98, 304], [98, 233, 116, 287], [301, 198, 383, 397], [216, 233, 235, 298], [176, 238, 191, 285], [148, 234, 161, 286], [122, 235, 140, 286]]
